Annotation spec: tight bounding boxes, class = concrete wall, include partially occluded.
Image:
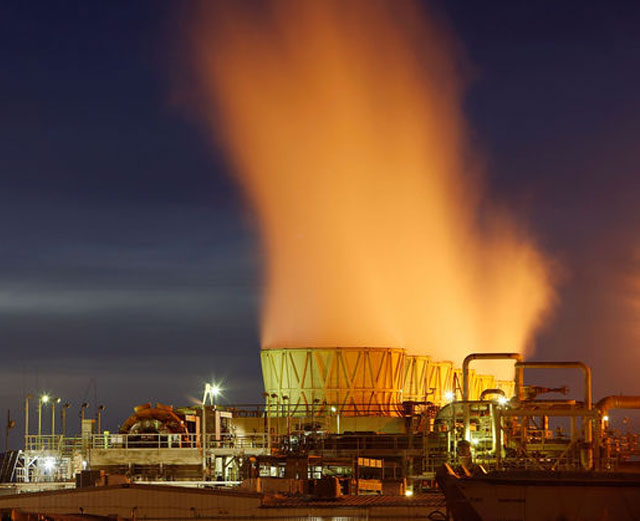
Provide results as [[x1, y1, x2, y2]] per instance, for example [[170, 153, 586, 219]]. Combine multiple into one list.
[[0, 484, 262, 519], [0, 484, 442, 520]]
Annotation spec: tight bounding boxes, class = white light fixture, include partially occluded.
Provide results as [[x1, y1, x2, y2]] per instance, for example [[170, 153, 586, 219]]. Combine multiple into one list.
[[405, 489, 414, 497], [41, 394, 50, 403], [203, 382, 223, 405], [43, 457, 56, 472], [603, 415, 609, 422], [444, 391, 455, 402], [497, 396, 509, 406]]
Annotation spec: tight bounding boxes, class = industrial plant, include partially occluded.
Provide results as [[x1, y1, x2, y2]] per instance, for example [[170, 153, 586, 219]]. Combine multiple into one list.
[[1, 347, 639, 520]]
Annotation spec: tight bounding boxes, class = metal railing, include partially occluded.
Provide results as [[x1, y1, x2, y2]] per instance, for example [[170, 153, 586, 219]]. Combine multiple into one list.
[[24, 435, 84, 452], [24, 432, 273, 452]]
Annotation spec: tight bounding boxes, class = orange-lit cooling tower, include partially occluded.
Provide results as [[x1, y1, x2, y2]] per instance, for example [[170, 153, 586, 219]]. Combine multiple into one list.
[[261, 347, 514, 417]]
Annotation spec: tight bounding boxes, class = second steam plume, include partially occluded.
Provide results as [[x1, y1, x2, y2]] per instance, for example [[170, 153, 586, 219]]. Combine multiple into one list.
[[188, 0, 554, 364]]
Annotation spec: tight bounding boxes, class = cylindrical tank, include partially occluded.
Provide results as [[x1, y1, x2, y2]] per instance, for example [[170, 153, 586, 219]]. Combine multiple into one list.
[[261, 347, 405, 416]]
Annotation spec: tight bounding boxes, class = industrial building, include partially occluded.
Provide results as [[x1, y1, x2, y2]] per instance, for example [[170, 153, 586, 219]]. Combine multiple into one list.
[[7, 347, 514, 489], [1, 347, 639, 519]]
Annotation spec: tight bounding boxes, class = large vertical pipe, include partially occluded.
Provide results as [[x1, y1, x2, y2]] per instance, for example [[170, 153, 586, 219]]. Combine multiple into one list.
[[462, 353, 523, 441]]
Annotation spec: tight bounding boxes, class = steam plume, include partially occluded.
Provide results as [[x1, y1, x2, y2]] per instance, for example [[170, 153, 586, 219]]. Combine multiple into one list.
[[188, 0, 554, 364]]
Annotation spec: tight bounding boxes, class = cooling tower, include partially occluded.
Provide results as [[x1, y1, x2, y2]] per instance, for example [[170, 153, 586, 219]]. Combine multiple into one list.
[[261, 347, 515, 416], [401, 355, 512, 405], [261, 347, 405, 416]]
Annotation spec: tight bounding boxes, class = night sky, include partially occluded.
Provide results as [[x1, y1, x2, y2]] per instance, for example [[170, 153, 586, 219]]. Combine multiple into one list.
[[1, 1, 639, 445]]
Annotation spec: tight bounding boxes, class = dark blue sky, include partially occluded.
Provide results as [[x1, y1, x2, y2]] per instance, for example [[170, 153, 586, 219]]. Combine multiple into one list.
[[1, 0, 639, 444]]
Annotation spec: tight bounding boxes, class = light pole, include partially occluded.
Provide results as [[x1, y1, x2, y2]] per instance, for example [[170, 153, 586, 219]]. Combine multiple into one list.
[[6, 410, 15, 452], [51, 398, 60, 439], [97, 405, 105, 434], [80, 402, 90, 451], [282, 395, 290, 446], [80, 403, 89, 424], [270, 393, 279, 439], [38, 394, 49, 449], [24, 394, 33, 449], [202, 382, 221, 445], [80, 402, 90, 442], [331, 406, 340, 435], [201, 398, 206, 451], [210, 384, 220, 408], [262, 392, 271, 450], [61, 403, 70, 438]]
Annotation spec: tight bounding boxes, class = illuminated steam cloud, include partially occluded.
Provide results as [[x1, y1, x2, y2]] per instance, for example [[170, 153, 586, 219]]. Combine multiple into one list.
[[188, 0, 554, 364]]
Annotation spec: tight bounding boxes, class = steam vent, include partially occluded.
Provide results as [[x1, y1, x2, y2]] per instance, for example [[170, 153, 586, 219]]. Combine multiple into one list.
[[261, 347, 514, 416]]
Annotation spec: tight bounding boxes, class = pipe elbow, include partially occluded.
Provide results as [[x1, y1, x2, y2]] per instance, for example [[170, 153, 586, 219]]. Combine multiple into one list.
[[596, 395, 640, 416]]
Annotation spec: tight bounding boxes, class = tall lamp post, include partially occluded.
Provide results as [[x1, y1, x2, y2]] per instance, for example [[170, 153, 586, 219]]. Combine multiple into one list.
[[270, 393, 279, 439], [6, 410, 15, 452], [331, 406, 341, 435], [262, 392, 271, 450], [80, 403, 89, 424], [201, 382, 222, 477], [80, 402, 90, 451], [97, 405, 105, 434], [61, 403, 70, 438], [282, 395, 290, 447], [51, 398, 60, 440], [38, 394, 50, 449], [202, 383, 221, 439], [24, 394, 33, 449]]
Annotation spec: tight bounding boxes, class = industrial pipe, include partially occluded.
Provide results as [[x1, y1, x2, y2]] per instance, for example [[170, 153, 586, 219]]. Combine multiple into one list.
[[479, 388, 506, 401], [462, 353, 523, 441], [594, 395, 640, 470], [463, 353, 524, 402], [596, 395, 640, 416], [515, 362, 592, 411], [515, 361, 593, 469]]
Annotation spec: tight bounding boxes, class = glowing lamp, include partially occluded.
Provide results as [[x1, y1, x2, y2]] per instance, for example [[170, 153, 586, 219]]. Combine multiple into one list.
[[43, 458, 56, 472]]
